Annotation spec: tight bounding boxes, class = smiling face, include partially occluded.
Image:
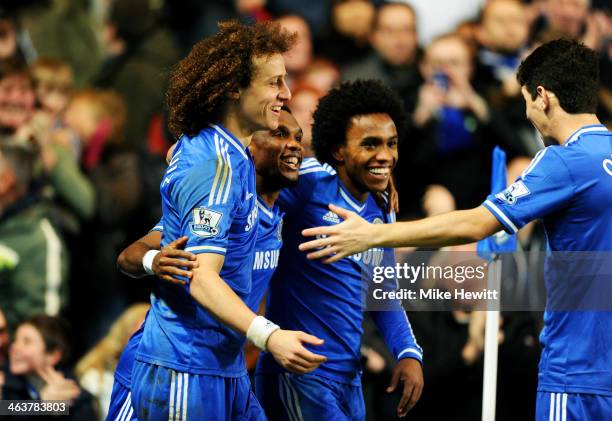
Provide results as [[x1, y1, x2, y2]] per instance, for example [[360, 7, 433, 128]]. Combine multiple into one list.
[[250, 109, 303, 189], [334, 113, 398, 199], [0, 73, 35, 132], [237, 53, 291, 132], [9, 324, 56, 376]]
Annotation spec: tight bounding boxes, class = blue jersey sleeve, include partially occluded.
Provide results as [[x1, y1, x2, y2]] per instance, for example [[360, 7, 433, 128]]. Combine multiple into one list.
[[172, 157, 241, 255], [370, 311, 423, 363], [483, 147, 574, 234], [150, 217, 164, 232], [370, 248, 423, 363]]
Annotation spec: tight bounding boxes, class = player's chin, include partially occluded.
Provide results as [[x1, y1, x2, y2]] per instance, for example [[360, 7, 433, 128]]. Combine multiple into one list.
[[279, 170, 299, 186], [364, 178, 389, 194], [265, 112, 280, 130]]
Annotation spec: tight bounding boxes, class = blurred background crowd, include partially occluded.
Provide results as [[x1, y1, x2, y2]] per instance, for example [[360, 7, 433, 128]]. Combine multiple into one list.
[[0, 0, 609, 419]]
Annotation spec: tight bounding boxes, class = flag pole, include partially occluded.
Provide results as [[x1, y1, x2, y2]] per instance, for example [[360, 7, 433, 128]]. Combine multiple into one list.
[[481, 256, 501, 421]]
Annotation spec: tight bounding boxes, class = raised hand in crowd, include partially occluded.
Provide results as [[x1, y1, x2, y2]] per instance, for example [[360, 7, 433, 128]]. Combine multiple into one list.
[[444, 66, 490, 123], [582, 11, 612, 52], [412, 82, 447, 127], [460, 311, 504, 365], [37, 365, 81, 404]]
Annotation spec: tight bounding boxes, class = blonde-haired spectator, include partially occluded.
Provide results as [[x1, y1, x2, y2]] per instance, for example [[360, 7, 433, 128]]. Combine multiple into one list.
[[76, 303, 149, 420]]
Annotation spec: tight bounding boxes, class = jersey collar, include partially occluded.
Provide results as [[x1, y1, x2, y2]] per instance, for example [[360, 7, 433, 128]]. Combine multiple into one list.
[[565, 124, 608, 146], [338, 183, 367, 213], [256, 195, 275, 220], [209, 123, 249, 160]]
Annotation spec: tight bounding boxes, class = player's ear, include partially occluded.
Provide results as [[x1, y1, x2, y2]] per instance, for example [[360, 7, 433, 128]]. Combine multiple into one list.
[[332, 146, 345, 164], [536, 86, 549, 111]]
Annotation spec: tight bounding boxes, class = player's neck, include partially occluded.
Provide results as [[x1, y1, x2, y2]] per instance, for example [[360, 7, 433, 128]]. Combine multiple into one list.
[[336, 167, 369, 203], [550, 113, 601, 146], [220, 113, 254, 148], [258, 191, 279, 208], [256, 174, 280, 207]]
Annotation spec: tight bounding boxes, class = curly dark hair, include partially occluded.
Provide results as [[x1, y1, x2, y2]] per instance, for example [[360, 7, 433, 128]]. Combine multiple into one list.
[[311, 79, 406, 168], [517, 39, 599, 114], [166, 20, 296, 138]]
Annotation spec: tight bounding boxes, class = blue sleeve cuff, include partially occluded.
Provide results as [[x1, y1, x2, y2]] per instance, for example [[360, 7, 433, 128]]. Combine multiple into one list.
[[483, 200, 519, 234], [397, 347, 423, 363]]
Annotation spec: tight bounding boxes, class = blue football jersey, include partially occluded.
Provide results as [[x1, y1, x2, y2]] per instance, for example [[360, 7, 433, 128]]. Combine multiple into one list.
[[136, 124, 259, 377], [256, 158, 422, 385], [483, 124, 612, 396], [116, 201, 282, 386], [246, 197, 284, 311]]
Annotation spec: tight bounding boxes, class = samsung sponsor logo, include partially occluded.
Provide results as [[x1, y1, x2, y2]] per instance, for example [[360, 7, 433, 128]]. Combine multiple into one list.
[[253, 249, 280, 270]]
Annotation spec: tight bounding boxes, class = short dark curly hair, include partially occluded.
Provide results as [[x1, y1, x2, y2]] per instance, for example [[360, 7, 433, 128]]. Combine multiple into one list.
[[166, 20, 296, 138], [311, 79, 406, 168], [517, 39, 599, 114]]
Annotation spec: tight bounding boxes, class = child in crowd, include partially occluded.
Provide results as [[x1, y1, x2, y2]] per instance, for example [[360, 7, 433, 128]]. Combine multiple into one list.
[[1, 315, 97, 420], [30, 58, 73, 122]]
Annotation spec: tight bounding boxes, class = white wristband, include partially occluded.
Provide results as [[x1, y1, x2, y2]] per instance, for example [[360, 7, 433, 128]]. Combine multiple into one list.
[[142, 250, 160, 275], [247, 315, 280, 351]]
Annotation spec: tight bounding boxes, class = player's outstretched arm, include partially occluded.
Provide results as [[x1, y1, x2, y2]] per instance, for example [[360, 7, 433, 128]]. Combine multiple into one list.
[[117, 232, 198, 284], [299, 204, 502, 262], [191, 253, 327, 374]]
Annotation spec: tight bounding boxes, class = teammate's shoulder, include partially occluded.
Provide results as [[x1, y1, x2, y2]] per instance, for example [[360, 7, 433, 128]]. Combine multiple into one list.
[[298, 157, 337, 180], [562, 125, 611, 154], [182, 126, 250, 170]]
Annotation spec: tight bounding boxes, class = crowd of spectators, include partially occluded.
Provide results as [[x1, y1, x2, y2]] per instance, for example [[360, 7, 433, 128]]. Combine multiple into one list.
[[0, 0, 609, 419]]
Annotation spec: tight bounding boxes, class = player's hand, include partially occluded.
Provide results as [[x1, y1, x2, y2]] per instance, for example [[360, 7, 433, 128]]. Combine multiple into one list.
[[38, 365, 81, 403], [299, 204, 374, 263], [153, 236, 198, 285], [266, 329, 327, 374], [387, 358, 423, 418]]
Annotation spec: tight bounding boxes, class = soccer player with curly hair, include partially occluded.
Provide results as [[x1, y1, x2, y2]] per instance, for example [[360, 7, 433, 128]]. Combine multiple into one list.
[[119, 21, 325, 421], [255, 79, 424, 420]]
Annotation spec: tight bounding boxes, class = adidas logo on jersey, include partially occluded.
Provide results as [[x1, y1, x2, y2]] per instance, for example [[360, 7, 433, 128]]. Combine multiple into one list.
[[322, 210, 340, 224]]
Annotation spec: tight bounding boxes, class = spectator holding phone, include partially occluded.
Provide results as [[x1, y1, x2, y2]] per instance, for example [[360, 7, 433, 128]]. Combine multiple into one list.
[[397, 33, 515, 215]]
